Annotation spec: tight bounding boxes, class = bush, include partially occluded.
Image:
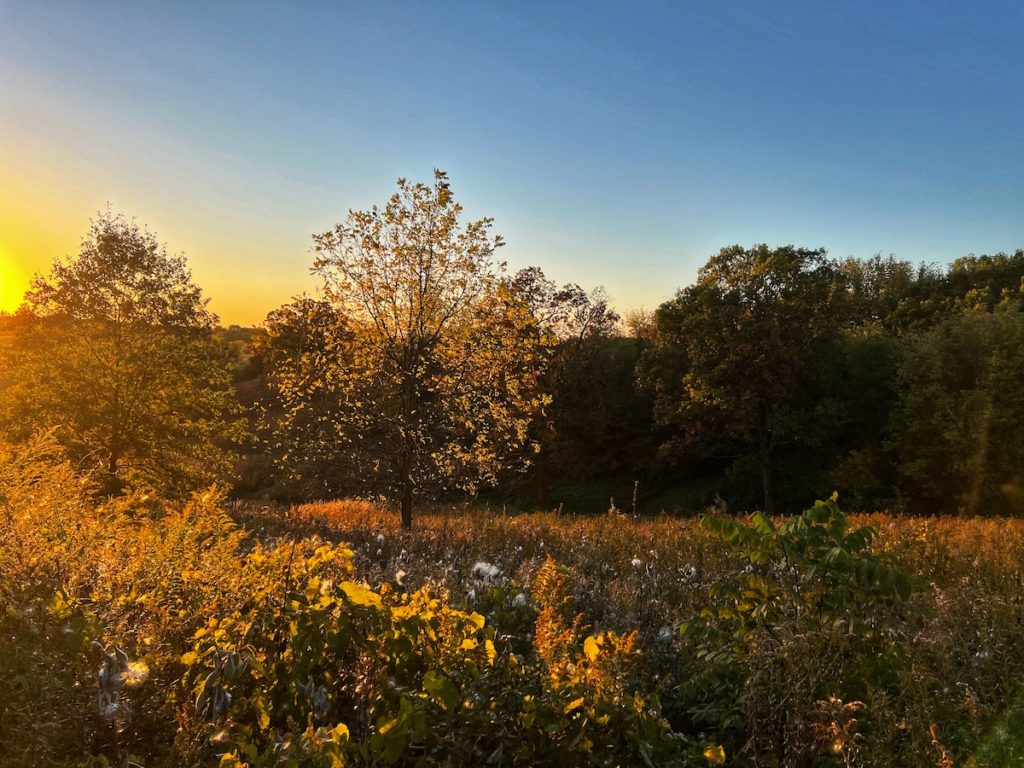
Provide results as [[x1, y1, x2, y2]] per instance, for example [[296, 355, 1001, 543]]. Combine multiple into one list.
[[676, 496, 919, 764]]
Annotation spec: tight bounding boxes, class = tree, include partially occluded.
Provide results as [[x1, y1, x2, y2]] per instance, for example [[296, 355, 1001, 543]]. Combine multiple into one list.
[[943, 249, 1024, 312], [509, 266, 620, 342], [888, 308, 1024, 515], [504, 268, 658, 499], [304, 171, 547, 528], [644, 245, 843, 514], [835, 254, 941, 330], [255, 297, 363, 499], [0, 210, 241, 495]]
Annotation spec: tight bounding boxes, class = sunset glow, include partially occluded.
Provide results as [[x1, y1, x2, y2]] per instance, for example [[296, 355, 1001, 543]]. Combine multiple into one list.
[[0, 247, 28, 313], [2, 4, 1024, 764], [2, 2, 1021, 325]]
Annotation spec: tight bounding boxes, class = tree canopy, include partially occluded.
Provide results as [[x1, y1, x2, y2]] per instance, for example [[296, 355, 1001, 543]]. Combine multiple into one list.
[[643, 245, 844, 514], [0, 210, 241, 495], [267, 171, 548, 527]]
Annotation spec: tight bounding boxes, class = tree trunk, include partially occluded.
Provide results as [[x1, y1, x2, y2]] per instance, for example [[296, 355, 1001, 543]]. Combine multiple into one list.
[[398, 442, 414, 530], [398, 366, 418, 530], [760, 455, 775, 517], [400, 483, 413, 531], [105, 451, 121, 495], [756, 398, 775, 515]]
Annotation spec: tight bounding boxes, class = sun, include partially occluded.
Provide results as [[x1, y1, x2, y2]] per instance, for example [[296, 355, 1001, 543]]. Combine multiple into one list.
[[0, 247, 29, 313]]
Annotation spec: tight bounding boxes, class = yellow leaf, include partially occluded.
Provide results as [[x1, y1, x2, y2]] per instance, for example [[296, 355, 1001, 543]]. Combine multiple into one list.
[[339, 581, 382, 608], [583, 635, 600, 662], [564, 696, 585, 714], [704, 744, 726, 765], [255, 693, 271, 730]]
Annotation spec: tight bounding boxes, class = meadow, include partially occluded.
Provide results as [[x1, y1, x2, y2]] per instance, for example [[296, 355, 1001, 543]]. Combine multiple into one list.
[[2, 8, 1021, 763], [5, 432, 1024, 768], [4, 207, 1024, 767]]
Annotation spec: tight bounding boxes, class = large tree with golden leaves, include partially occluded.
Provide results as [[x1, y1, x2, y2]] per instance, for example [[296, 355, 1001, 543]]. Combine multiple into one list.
[[286, 170, 547, 528]]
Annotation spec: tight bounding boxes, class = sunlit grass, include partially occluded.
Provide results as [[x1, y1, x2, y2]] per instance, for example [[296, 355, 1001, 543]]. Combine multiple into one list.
[[8, 435, 1024, 766]]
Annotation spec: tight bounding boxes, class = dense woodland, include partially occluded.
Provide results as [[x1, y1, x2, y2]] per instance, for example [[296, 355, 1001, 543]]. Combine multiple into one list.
[[2, 172, 1023, 521], [3, 173, 1024, 767]]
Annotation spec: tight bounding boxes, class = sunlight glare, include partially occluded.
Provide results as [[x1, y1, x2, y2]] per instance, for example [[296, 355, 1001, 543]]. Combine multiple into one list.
[[0, 247, 29, 313]]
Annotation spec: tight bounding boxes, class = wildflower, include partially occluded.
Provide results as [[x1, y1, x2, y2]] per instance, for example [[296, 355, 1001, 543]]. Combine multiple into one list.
[[376, 533, 386, 544], [471, 561, 501, 583], [631, 557, 643, 569], [703, 744, 726, 765], [298, 677, 330, 719], [395, 569, 407, 586], [93, 642, 147, 724], [99, 701, 128, 721]]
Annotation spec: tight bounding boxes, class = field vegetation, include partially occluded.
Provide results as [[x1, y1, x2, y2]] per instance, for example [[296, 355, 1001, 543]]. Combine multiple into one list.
[[4, 436, 1024, 766]]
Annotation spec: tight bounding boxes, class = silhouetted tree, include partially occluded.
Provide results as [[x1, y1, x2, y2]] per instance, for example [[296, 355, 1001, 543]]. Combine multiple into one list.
[[644, 245, 843, 514], [0, 210, 241, 494]]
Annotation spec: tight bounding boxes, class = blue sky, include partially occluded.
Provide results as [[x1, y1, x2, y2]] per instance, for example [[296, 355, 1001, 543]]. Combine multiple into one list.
[[1, 0, 1021, 322]]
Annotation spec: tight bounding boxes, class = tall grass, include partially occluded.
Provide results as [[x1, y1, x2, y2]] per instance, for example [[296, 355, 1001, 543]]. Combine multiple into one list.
[[5, 439, 1024, 766]]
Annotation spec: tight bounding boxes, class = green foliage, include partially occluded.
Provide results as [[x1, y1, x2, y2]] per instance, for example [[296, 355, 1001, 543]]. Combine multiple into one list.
[[0, 434, 686, 766], [538, 335, 657, 483], [643, 244, 844, 514], [635, 244, 1024, 515], [888, 309, 1024, 514], [256, 297, 359, 500], [180, 546, 686, 767], [9, 436, 1024, 766], [677, 496, 918, 763]]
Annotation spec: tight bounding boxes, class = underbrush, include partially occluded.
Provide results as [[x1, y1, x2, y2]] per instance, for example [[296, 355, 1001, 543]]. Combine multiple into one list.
[[3, 437, 1024, 766]]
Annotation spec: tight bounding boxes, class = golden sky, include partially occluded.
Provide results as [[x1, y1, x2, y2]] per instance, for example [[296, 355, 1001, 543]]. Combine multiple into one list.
[[0, 174, 77, 314], [0, 247, 29, 314], [0, 162, 319, 324]]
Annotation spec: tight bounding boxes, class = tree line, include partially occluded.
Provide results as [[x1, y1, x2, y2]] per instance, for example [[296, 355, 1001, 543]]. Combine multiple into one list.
[[2, 173, 1023, 524]]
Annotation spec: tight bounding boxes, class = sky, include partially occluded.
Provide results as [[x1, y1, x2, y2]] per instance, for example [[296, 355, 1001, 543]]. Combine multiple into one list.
[[1, 1, 1021, 324]]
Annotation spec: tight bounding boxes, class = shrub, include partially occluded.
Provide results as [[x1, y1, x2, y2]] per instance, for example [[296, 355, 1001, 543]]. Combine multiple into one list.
[[676, 496, 918, 764]]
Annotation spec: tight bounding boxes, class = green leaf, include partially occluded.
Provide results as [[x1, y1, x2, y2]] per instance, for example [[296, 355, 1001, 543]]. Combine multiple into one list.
[[423, 670, 460, 712]]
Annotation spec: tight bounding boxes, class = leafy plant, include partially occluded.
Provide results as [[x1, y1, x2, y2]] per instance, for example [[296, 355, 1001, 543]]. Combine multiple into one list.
[[677, 496, 918, 763]]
